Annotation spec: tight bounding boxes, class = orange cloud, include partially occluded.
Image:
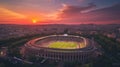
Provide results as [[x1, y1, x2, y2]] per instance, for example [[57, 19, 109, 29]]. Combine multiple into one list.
[[0, 7, 26, 22]]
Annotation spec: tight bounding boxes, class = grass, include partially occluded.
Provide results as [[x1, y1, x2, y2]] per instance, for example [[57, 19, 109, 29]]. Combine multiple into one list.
[[48, 41, 78, 49]]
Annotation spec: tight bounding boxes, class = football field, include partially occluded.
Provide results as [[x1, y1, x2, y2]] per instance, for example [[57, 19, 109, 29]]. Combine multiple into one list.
[[48, 41, 78, 49]]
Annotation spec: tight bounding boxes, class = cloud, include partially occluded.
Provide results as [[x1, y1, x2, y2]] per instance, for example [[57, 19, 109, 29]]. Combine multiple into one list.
[[0, 7, 26, 21], [55, 3, 120, 24], [0, 0, 57, 13], [58, 3, 96, 17]]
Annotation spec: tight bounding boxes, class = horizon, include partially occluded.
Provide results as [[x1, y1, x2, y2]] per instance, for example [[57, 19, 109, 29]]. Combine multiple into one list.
[[0, 23, 120, 26]]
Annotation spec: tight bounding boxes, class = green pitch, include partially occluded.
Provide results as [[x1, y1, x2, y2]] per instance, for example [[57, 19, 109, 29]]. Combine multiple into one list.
[[48, 41, 78, 49]]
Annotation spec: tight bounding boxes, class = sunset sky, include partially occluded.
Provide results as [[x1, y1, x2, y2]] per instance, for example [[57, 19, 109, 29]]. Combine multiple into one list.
[[0, 0, 120, 24]]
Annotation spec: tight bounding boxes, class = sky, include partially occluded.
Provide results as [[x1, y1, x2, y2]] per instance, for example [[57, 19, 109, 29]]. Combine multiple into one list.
[[0, 0, 120, 25]]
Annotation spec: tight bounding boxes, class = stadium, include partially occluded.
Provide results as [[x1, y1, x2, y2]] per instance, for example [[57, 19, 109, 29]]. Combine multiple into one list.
[[23, 34, 101, 62]]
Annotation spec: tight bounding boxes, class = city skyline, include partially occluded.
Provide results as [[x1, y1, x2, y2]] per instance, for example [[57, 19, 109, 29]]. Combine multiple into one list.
[[0, 0, 120, 24]]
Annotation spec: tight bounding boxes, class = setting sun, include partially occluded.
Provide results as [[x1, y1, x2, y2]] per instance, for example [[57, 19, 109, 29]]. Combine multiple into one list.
[[32, 19, 37, 23]]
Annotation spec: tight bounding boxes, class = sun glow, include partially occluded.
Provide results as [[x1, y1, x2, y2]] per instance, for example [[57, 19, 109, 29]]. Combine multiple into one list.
[[32, 19, 37, 23]]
